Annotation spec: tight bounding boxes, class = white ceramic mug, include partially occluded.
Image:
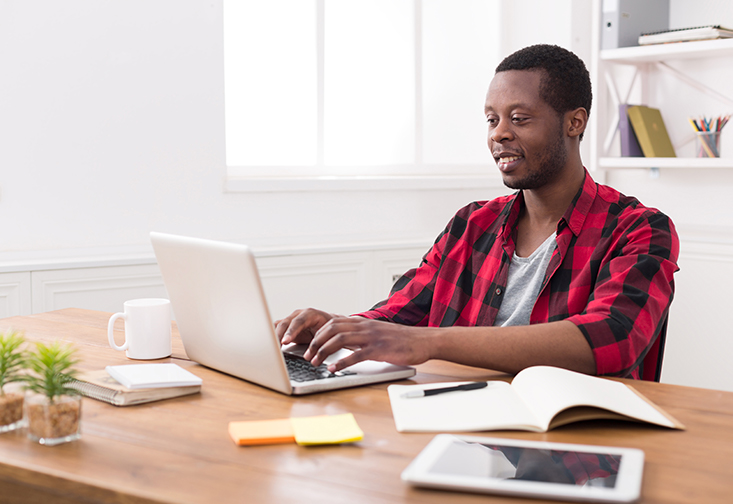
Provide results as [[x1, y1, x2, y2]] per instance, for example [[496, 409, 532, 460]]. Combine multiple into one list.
[[107, 298, 172, 360]]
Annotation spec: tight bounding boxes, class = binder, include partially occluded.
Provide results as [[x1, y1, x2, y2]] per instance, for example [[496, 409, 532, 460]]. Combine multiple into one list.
[[601, 0, 670, 50], [619, 104, 644, 157]]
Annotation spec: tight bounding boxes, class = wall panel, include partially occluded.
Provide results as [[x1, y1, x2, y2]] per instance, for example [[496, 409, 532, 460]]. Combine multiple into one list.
[[662, 238, 733, 391], [30, 265, 167, 315], [0, 272, 32, 318]]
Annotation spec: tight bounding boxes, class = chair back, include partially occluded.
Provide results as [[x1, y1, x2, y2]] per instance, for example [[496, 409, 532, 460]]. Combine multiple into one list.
[[641, 317, 668, 382]]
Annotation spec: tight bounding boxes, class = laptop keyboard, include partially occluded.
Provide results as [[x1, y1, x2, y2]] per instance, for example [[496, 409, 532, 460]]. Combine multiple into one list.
[[283, 352, 356, 382]]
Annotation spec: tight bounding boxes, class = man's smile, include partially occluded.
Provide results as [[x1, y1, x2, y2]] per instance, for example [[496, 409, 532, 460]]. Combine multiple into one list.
[[494, 152, 524, 171]]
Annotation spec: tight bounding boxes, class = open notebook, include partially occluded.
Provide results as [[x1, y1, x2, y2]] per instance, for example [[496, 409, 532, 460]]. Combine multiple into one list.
[[150, 232, 415, 395]]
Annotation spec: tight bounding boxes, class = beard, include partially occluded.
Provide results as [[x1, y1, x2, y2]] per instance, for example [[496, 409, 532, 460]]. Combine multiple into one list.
[[502, 128, 567, 190]]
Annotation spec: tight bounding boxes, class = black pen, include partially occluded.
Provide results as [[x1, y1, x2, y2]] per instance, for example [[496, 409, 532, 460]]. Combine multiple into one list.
[[401, 381, 488, 399]]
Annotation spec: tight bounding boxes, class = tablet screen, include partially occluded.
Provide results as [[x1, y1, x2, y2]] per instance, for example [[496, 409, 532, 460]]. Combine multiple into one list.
[[427, 439, 620, 488]]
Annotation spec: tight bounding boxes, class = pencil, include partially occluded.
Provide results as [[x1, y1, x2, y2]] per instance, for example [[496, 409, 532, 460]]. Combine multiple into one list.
[[688, 115, 728, 157]]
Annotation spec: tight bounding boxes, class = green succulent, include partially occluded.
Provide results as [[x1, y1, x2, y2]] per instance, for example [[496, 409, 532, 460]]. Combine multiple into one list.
[[0, 330, 27, 396], [24, 341, 80, 403]]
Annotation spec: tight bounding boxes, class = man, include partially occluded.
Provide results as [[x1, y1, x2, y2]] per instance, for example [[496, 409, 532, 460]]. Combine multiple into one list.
[[275, 44, 679, 380]]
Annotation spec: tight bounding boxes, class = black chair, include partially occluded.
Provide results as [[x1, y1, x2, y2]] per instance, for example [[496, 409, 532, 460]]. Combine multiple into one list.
[[641, 317, 668, 382]]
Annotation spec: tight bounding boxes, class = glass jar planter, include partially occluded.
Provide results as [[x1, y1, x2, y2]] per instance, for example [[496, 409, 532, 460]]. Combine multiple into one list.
[[25, 393, 82, 446], [0, 387, 25, 433]]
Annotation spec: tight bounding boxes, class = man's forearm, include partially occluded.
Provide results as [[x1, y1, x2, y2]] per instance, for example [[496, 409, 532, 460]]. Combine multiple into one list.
[[425, 320, 596, 375]]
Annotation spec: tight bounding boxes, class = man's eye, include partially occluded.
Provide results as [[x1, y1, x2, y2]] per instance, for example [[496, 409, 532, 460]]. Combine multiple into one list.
[[486, 117, 498, 125], [512, 116, 527, 123]]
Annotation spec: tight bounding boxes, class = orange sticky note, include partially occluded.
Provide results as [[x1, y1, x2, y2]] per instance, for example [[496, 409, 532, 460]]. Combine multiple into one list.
[[228, 418, 295, 446]]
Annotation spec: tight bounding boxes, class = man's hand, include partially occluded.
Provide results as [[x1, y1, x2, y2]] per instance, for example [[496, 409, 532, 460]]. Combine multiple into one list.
[[275, 308, 337, 345], [302, 317, 433, 372]]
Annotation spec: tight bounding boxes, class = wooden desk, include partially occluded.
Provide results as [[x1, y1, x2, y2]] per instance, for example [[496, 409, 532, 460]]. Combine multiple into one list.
[[1, 309, 732, 503]]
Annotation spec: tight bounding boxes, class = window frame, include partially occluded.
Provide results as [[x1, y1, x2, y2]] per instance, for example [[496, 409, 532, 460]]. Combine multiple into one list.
[[223, 0, 502, 193]]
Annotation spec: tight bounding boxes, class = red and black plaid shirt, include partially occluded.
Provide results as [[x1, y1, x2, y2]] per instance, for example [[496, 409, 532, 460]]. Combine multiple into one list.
[[356, 170, 679, 379]]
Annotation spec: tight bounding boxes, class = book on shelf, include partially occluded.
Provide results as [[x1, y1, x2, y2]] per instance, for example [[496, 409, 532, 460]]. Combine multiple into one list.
[[619, 104, 644, 157], [387, 366, 685, 433], [68, 369, 201, 406], [639, 25, 733, 45], [626, 105, 676, 158]]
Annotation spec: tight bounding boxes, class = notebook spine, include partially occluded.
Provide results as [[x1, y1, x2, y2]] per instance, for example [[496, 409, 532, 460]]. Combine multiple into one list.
[[640, 25, 721, 37], [68, 379, 121, 405]]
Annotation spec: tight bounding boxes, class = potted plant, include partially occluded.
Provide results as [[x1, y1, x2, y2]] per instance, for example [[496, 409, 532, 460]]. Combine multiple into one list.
[[0, 330, 27, 433], [24, 341, 82, 445]]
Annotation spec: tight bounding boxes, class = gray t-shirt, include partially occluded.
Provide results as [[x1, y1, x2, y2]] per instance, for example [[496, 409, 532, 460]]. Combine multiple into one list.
[[494, 232, 557, 327]]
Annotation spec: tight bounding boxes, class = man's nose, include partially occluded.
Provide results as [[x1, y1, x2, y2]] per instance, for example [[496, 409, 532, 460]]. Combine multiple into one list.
[[490, 118, 514, 144]]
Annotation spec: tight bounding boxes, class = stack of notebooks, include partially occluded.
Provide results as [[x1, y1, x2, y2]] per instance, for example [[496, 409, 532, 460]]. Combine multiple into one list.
[[69, 363, 202, 406], [619, 104, 676, 158]]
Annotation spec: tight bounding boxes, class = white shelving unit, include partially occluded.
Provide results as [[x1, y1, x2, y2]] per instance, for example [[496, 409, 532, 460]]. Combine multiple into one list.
[[600, 37, 733, 63], [590, 0, 733, 172], [599, 156, 732, 170]]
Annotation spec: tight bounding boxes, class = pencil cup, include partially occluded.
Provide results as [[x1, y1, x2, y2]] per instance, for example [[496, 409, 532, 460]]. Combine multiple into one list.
[[107, 298, 172, 360], [695, 131, 721, 158]]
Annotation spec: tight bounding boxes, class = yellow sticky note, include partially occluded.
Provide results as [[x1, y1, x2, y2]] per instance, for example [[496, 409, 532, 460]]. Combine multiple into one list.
[[290, 413, 364, 446], [228, 418, 295, 446]]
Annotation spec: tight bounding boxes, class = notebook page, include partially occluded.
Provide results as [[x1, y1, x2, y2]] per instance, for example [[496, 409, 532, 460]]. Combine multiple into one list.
[[510, 366, 677, 431], [387, 381, 541, 432]]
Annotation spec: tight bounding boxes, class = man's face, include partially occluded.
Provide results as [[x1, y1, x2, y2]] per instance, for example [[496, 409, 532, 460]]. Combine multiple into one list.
[[484, 70, 567, 190]]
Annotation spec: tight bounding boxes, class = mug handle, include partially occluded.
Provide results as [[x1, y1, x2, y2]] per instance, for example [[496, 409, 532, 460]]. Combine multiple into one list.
[[107, 312, 129, 351]]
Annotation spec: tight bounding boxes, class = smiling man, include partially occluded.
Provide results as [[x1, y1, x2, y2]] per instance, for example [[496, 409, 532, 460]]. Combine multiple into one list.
[[276, 44, 679, 380]]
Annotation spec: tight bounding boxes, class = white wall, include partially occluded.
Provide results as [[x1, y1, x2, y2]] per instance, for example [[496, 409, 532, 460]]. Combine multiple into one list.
[[0, 0, 497, 259], [0, 0, 597, 258]]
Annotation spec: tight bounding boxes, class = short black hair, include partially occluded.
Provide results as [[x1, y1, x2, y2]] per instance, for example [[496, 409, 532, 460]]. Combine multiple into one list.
[[495, 44, 592, 139]]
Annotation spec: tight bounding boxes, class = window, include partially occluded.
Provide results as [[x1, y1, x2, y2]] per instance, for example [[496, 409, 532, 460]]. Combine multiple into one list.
[[224, 0, 502, 190]]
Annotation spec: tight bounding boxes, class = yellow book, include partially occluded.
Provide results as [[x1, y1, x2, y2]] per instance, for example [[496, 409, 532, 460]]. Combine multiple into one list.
[[626, 106, 676, 157]]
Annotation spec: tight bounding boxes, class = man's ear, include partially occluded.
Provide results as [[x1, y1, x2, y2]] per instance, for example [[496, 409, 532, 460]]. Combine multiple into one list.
[[566, 107, 588, 138]]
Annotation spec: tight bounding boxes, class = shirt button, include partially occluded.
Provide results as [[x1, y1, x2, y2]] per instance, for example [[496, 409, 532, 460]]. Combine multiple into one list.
[[495, 288, 502, 296]]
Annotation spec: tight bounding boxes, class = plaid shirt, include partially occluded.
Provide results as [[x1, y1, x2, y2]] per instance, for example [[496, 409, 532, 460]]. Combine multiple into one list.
[[356, 170, 679, 379]]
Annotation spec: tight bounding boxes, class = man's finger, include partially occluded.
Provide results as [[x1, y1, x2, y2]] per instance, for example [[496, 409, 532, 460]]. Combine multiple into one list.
[[326, 349, 369, 373], [303, 318, 344, 362], [306, 320, 367, 366], [282, 308, 334, 345], [274, 314, 295, 341], [280, 310, 314, 344]]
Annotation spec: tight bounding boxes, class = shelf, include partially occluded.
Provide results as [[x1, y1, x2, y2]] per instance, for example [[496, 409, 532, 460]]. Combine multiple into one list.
[[600, 38, 733, 64], [599, 157, 733, 169]]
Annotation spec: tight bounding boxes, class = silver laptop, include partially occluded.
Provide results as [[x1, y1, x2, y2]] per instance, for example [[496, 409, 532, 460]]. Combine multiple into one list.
[[150, 232, 416, 395]]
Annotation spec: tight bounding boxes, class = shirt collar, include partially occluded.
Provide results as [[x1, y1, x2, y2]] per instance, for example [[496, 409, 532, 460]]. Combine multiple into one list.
[[500, 190, 523, 245], [501, 168, 597, 240], [562, 168, 597, 237]]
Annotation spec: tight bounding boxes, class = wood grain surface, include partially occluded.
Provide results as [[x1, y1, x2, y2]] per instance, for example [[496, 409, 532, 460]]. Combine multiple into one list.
[[0, 309, 731, 503]]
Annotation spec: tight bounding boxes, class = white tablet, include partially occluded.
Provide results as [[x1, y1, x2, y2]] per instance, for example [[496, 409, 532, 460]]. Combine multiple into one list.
[[401, 434, 644, 503]]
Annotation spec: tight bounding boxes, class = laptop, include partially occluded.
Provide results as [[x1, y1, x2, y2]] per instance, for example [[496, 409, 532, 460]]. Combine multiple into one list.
[[150, 232, 416, 395]]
